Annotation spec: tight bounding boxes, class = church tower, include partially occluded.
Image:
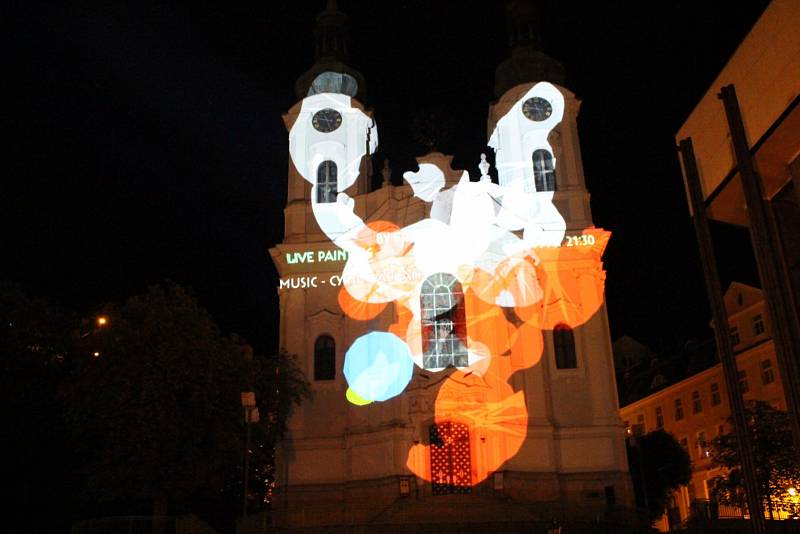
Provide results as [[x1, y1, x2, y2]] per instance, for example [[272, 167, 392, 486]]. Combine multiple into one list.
[[269, 2, 635, 530]]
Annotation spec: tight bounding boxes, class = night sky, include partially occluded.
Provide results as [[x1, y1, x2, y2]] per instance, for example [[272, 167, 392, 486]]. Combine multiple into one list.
[[5, 1, 767, 354]]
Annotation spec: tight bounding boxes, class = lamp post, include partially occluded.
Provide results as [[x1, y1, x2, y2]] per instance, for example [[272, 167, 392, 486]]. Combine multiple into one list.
[[628, 433, 649, 510], [240, 392, 259, 532]]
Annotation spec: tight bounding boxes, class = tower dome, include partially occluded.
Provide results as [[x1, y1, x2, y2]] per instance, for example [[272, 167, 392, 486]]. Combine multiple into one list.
[[494, 0, 566, 97], [294, 0, 367, 102]]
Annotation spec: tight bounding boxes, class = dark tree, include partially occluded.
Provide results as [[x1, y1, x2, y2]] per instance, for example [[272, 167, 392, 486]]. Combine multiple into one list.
[[242, 348, 309, 512], [627, 429, 692, 521], [709, 400, 800, 519], [62, 281, 309, 532], [61, 282, 250, 528]]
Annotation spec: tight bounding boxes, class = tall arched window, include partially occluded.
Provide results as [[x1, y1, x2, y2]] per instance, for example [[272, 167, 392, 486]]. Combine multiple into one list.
[[532, 149, 556, 192], [317, 161, 337, 203], [420, 273, 467, 370], [314, 334, 336, 380], [553, 323, 577, 369]]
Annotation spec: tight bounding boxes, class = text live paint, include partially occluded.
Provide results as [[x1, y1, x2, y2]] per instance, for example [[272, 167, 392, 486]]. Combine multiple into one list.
[[285, 249, 348, 264]]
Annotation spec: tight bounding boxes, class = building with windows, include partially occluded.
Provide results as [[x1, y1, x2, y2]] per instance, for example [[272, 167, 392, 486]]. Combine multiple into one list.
[[267, 1, 635, 529], [676, 0, 800, 451], [619, 282, 789, 530]]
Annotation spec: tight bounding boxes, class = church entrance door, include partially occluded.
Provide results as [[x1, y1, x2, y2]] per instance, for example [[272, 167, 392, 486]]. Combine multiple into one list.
[[429, 421, 472, 495]]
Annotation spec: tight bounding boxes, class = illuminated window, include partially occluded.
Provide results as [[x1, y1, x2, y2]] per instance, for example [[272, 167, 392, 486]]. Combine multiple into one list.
[[674, 398, 684, 421], [738, 369, 749, 393], [753, 314, 765, 335], [553, 324, 577, 369], [692, 390, 702, 414], [729, 326, 740, 347], [696, 431, 709, 459], [710, 382, 721, 406], [655, 406, 664, 428], [429, 422, 472, 495], [760, 359, 775, 385], [532, 149, 556, 192], [633, 414, 645, 436], [314, 334, 336, 381], [317, 161, 338, 203], [420, 273, 467, 370]]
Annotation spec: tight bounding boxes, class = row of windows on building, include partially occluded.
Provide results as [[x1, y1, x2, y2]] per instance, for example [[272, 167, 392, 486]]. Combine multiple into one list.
[[314, 150, 558, 204], [677, 425, 724, 461], [628, 358, 776, 433], [312, 273, 578, 380], [728, 313, 765, 346], [631, 419, 722, 463]]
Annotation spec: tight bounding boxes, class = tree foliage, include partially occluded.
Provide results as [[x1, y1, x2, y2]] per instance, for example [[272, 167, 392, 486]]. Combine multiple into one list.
[[709, 400, 800, 518], [62, 283, 246, 513], [627, 429, 692, 521], [60, 281, 309, 526], [244, 349, 309, 510], [1, 280, 309, 532]]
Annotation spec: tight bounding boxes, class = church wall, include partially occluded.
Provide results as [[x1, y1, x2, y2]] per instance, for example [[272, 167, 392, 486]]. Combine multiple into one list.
[[268, 35, 635, 526]]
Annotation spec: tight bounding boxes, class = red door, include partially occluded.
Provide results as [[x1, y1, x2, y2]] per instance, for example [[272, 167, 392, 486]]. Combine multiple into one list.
[[429, 422, 472, 495]]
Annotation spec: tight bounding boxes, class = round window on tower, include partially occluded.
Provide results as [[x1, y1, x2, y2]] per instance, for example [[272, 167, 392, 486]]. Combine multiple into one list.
[[521, 97, 552, 122], [312, 108, 343, 133]]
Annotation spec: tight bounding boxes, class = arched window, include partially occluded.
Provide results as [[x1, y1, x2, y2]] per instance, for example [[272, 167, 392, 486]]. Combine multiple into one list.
[[553, 323, 577, 369], [317, 161, 337, 203], [532, 149, 556, 192], [420, 273, 467, 370], [314, 334, 336, 380]]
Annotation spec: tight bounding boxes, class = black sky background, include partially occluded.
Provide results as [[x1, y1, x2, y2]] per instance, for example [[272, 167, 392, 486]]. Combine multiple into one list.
[[4, 1, 767, 354]]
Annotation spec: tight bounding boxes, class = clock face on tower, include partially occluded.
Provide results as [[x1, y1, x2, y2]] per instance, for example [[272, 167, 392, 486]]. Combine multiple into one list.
[[312, 108, 343, 132], [521, 97, 552, 122]]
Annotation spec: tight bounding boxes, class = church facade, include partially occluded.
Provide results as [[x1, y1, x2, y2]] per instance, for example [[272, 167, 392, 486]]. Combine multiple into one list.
[[269, 2, 633, 529]]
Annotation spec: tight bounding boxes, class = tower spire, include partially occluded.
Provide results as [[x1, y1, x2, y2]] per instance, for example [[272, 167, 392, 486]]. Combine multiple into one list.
[[505, 0, 541, 51], [314, 0, 349, 60], [494, 0, 566, 97], [295, 0, 366, 102]]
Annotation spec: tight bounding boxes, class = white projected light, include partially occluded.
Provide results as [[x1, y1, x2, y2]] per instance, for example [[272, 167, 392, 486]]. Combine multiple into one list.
[[288, 82, 568, 386]]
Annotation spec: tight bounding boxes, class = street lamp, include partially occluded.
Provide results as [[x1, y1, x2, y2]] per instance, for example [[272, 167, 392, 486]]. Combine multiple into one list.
[[96, 316, 108, 327], [240, 392, 259, 530], [627, 433, 649, 510]]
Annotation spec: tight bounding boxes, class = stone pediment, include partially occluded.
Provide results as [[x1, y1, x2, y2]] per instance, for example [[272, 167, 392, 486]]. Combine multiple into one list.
[[307, 308, 342, 321]]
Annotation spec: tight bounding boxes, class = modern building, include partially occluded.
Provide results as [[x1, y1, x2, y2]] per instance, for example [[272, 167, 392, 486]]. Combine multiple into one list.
[[676, 0, 800, 450], [267, 2, 636, 530], [620, 282, 790, 530]]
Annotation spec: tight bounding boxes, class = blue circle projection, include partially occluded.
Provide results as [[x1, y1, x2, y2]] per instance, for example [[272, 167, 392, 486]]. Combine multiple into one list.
[[344, 332, 414, 403]]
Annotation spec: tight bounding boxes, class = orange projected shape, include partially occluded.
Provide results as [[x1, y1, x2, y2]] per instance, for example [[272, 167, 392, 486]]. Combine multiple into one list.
[[406, 371, 529, 486], [344, 226, 611, 487], [353, 220, 400, 254], [338, 287, 387, 321], [534, 228, 610, 331]]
